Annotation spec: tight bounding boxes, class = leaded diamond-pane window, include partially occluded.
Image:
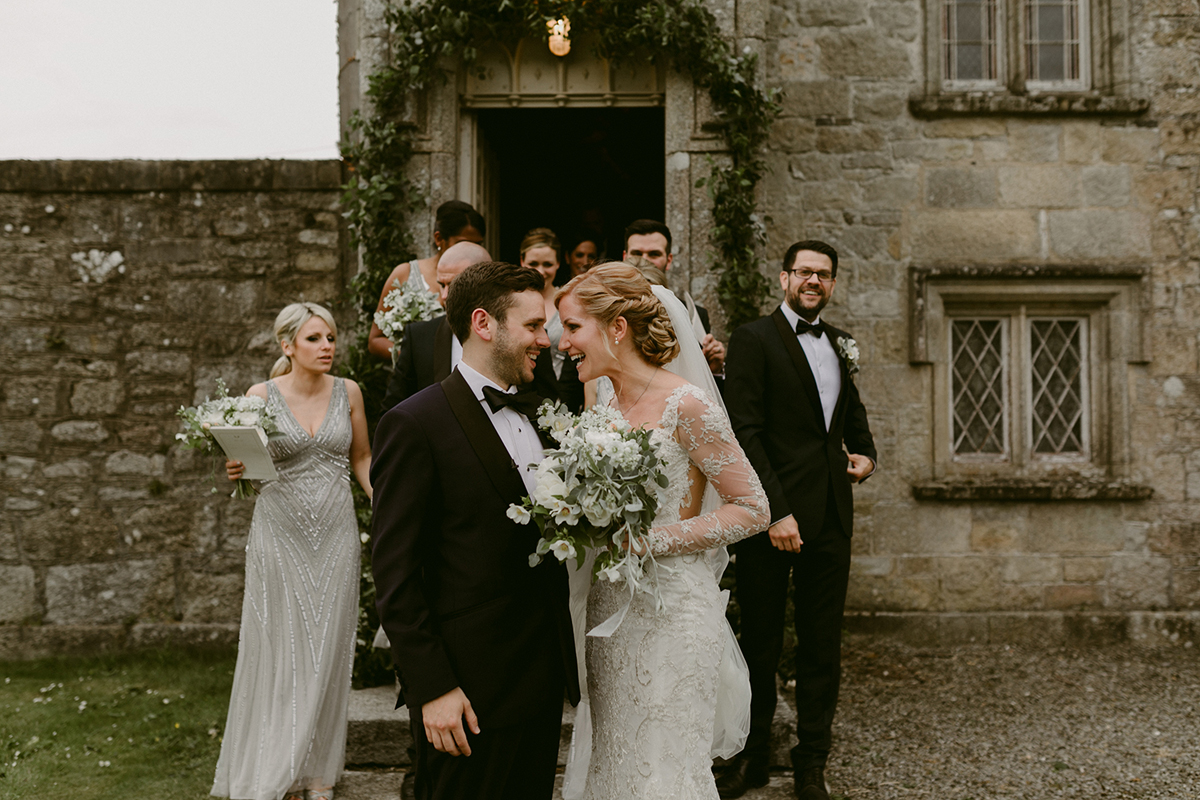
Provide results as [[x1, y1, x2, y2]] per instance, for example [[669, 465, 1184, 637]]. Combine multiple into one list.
[[951, 319, 1006, 455], [1030, 318, 1087, 455], [1024, 0, 1082, 84], [943, 0, 1000, 84]]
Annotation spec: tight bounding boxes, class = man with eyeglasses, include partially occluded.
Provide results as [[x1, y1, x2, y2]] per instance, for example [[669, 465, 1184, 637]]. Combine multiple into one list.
[[720, 240, 877, 800]]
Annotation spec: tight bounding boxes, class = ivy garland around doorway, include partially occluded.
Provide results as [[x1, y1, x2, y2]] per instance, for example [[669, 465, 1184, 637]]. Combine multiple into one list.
[[339, 0, 781, 685]]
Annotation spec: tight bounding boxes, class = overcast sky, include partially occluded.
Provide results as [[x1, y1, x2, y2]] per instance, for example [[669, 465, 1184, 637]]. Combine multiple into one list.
[[0, 0, 340, 160]]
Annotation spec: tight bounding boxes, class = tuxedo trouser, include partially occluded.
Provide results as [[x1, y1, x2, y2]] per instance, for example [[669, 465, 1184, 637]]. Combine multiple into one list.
[[413, 702, 563, 800], [734, 497, 851, 771]]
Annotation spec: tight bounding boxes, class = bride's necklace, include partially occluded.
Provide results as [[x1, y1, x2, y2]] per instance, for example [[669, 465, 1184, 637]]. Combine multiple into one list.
[[617, 368, 659, 415]]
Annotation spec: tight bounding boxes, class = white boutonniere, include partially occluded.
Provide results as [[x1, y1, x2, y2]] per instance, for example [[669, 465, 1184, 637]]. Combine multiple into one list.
[[836, 336, 860, 375]]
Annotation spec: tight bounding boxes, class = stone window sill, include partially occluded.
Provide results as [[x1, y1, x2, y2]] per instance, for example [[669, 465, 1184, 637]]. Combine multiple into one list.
[[912, 479, 1153, 502], [909, 94, 1150, 119]]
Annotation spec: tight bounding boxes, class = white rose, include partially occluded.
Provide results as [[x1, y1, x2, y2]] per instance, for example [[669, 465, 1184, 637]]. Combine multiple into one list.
[[234, 411, 259, 427], [532, 468, 567, 507]]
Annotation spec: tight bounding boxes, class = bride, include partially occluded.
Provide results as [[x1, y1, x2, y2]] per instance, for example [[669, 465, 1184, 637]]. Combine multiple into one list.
[[555, 263, 770, 799]]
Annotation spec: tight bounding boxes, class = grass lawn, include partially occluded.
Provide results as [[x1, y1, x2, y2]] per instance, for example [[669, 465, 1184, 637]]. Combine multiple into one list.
[[0, 647, 237, 800]]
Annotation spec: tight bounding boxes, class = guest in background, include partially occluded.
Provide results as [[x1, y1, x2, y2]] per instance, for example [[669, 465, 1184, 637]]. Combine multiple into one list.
[[368, 201, 485, 361], [213, 302, 372, 800], [520, 227, 585, 412], [566, 235, 600, 279]]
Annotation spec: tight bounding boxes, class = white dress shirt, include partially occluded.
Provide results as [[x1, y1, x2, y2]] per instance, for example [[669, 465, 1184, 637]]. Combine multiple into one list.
[[450, 333, 463, 373], [456, 361, 543, 494], [779, 303, 841, 431]]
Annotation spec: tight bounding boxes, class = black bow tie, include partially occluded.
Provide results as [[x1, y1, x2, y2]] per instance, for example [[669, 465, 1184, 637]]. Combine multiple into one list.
[[481, 385, 543, 420], [795, 319, 825, 337]]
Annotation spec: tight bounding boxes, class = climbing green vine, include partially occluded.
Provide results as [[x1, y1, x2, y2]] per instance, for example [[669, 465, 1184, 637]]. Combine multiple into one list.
[[339, 0, 780, 686]]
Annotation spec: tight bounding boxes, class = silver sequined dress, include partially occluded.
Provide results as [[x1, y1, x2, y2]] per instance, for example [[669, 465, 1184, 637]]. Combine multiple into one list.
[[211, 378, 360, 800]]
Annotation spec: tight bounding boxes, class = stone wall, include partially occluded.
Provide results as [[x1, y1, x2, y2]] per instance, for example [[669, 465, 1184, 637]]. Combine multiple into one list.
[[761, 0, 1200, 644], [0, 160, 347, 659]]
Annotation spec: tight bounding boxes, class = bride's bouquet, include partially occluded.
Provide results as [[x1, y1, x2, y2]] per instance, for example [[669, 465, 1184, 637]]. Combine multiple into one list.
[[176, 379, 280, 499], [373, 279, 442, 362], [509, 401, 670, 605]]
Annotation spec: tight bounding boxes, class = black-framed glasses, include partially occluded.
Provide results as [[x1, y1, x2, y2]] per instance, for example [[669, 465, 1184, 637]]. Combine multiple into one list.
[[786, 268, 834, 283]]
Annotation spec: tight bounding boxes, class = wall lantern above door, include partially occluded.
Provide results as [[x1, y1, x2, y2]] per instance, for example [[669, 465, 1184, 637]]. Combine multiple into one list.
[[547, 17, 571, 56]]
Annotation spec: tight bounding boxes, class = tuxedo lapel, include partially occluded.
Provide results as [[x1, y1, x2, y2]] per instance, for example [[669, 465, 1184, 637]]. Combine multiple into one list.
[[441, 370, 529, 501], [433, 317, 453, 383], [771, 307, 827, 435], [825, 323, 852, 435]]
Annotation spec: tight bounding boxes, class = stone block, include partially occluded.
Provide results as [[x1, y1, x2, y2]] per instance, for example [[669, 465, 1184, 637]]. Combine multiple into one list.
[[0, 420, 44, 453], [44, 558, 173, 625], [910, 210, 1040, 261], [1063, 122, 1103, 163], [1133, 167, 1193, 209], [1044, 584, 1103, 609], [925, 167, 997, 208], [125, 350, 192, 378], [1101, 128, 1160, 164], [800, 180, 860, 208], [779, 80, 852, 118], [874, 502, 972, 554], [1027, 504, 1125, 553], [996, 165, 1082, 208], [104, 450, 165, 477], [69, 379, 125, 416], [1107, 556, 1171, 609], [49, 419, 107, 443], [1062, 557, 1108, 582], [1081, 165, 1131, 207], [768, 117, 817, 152], [850, 556, 894, 577], [166, 280, 260, 323], [851, 85, 907, 122], [296, 251, 339, 273], [1172, 569, 1200, 608], [925, 119, 1007, 139], [798, 0, 867, 26], [18, 507, 122, 562], [1161, 118, 1200, 155], [970, 505, 1028, 552], [846, 574, 939, 611], [43, 459, 92, 478], [816, 126, 885, 154], [0, 565, 37, 622], [861, 174, 920, 209], [1003, 556, 1061, 584], [815, 30, 913, 79], [1, 455, 39, 479], [772, 37, 819, 83], [936, 556, 1004, 611], [0, 624, 127, 661], [1047, 209, 1152, 261], [1006, 122, 1061, 162], [180, 572, 245, 623]]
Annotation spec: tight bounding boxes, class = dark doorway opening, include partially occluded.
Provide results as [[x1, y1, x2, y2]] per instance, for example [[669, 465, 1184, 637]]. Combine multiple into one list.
[[477, 107, 665, 265]]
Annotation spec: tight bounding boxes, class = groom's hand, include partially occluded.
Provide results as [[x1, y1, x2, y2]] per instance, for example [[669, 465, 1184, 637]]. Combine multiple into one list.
[[768, 515, 803, 553], [422, 687, 480, 757]]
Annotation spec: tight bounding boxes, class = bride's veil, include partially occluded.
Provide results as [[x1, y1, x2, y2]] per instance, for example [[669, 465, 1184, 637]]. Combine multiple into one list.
[[562, 283, 752, 798]]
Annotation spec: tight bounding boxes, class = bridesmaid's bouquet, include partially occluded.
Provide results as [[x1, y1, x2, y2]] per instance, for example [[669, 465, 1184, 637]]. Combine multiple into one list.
[[374, 279, 442, 362], [510, 401, 669, 601], [176, 379, 280, 499]]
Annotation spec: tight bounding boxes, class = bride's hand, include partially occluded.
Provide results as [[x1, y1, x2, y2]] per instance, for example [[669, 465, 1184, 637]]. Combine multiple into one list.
[[225, 460, 245, 481]]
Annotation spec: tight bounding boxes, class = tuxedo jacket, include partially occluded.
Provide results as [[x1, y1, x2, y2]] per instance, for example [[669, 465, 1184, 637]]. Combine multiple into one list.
[[381, 315, 584, 413], [725, 307, 876, 538], [370, 370, 581, 722]]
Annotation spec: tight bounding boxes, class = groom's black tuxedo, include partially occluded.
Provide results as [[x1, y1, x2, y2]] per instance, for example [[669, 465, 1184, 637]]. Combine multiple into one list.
[[725, 306, 876, 773], [370, 369, 580, 798], [381, 315, 584, 413]]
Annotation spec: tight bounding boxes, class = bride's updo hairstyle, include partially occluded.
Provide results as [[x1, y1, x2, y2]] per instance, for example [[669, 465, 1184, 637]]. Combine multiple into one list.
[[556, 262, 680, 367], [270, 302, 338, 378]]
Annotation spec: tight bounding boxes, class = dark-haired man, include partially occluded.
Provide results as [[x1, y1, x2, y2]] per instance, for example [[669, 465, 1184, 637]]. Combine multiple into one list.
[[623, 219, 726, 375], [371, 261, 580, 800], [721, 240, 877, 800]]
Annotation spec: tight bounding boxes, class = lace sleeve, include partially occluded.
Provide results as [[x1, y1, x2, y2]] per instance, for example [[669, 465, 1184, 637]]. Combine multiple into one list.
[[649, 386, 770, 556]]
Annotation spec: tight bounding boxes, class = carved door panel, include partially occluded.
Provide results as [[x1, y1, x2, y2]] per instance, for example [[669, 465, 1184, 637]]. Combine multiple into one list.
[[458, 111, 501, 257]]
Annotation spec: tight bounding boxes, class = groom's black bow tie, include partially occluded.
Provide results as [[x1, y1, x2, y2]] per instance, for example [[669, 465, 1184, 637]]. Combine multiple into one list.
[[795, 319, 825, 337], [481, 385, 543, 420]]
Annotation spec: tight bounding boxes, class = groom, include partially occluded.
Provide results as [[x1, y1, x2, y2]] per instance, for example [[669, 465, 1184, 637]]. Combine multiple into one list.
[[722, 240, 876, 800], [371, 260, 580, 800]]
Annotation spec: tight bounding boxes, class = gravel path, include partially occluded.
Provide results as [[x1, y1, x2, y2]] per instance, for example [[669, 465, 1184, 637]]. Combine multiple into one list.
[[821, 639, 1200, 799]]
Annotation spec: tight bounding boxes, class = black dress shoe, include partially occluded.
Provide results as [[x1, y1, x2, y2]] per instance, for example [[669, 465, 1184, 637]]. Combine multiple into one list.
[[795, 765, 829, 800], [715, 756, 769, 798]]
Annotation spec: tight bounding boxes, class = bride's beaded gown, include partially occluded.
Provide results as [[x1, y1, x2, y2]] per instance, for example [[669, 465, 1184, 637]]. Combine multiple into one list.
[[581, 384, 769, 800], [211, 379, 360, 800]]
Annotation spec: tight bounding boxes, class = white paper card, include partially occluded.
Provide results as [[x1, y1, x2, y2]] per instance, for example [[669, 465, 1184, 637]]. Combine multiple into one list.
[[209, 426, 278, 481]]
